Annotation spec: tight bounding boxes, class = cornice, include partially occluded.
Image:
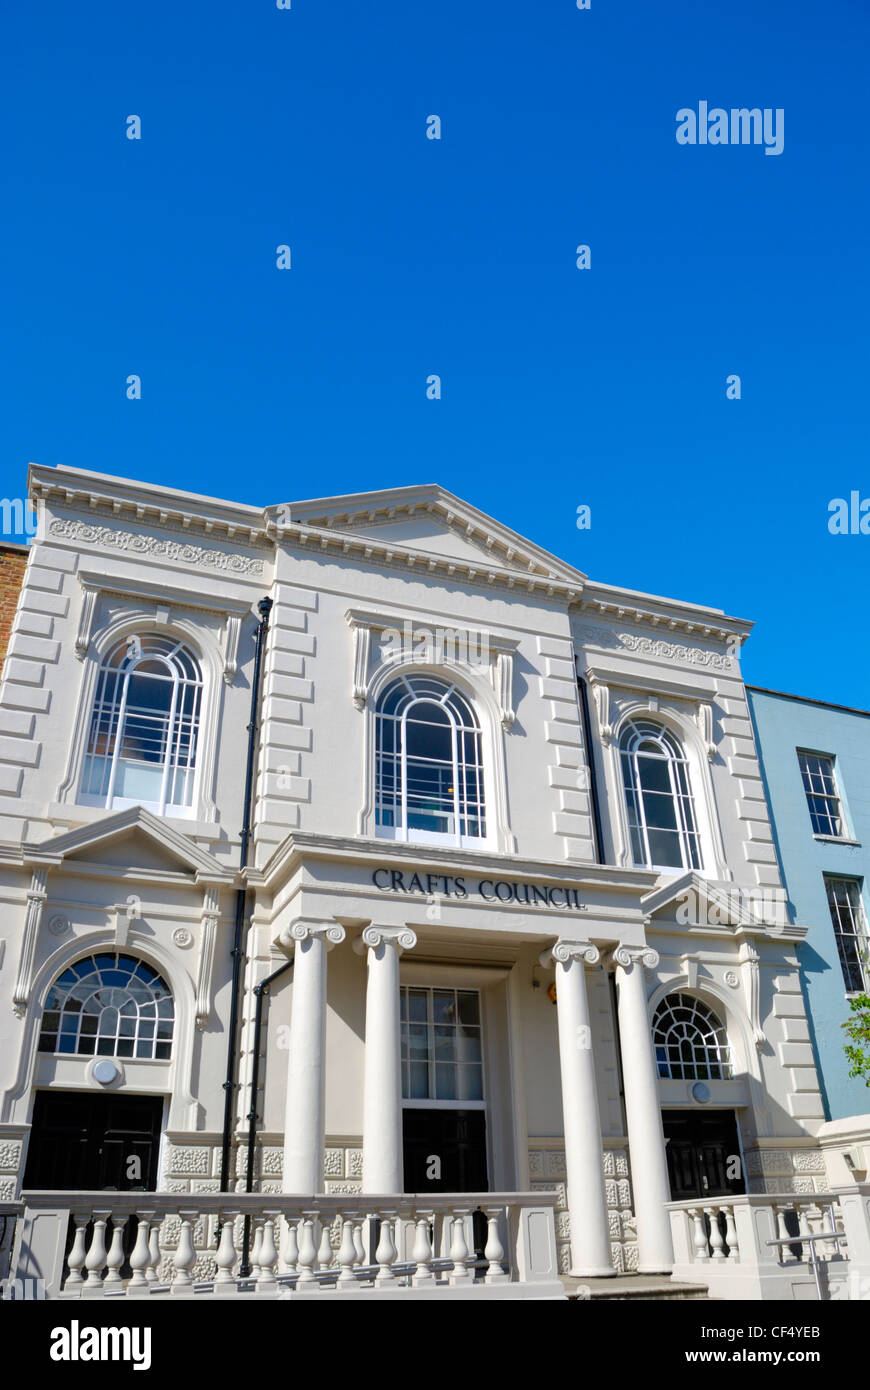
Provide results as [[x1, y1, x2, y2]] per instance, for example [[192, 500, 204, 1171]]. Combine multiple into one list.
[[253, 828, 659, 898], [574, 594, 752, 645], [270, 485, 588, 588], [29, 465, 272, 552], [270, 517, 585, 602]]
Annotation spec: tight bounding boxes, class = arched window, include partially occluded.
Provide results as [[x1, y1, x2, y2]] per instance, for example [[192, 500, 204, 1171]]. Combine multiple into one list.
[[652, 993, 731, 1080], [80, 634, 203, 817], [619, 719, 701, 870], [38, 953, 175, 1060], [375, 675, 485, 843]]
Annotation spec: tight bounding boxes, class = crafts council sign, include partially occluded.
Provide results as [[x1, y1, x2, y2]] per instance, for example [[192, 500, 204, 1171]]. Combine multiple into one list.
[[371, 867, 587, 910]]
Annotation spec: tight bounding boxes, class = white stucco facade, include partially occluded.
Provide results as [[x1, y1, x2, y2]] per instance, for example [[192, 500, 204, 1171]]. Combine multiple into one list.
[[0, 464, 831, 1281]]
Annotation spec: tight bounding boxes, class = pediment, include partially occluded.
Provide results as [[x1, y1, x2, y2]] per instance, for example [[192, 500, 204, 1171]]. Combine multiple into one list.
[[276, 484, 587, 586], [25, 806, 232, 883], [643, 872, 763, 929], [67, 827, 195, 875]]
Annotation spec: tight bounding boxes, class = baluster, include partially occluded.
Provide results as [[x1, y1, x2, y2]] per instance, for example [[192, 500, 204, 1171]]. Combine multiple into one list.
[[280, 1215, 299, 1275], [171, 1212, 197, 1293], [689, 1207, 709, 1262], [722, 1205, 740, 1261], [128, 1213, 153, 1294], [147, 1222, 161, 1283], [317, 1219, 333, 1274], [706, 1206, 725, 1260], [448, 1209, 471, 1284], [411, 1212, 435, 1287], [336, 1215, 358, 1286], [215, 1210, 240, 1289], [83, 1214, 109, 1291], [104, 1219, 126, 1288], [375, 1211, 398, 1286], [249, 1218, 263, 1279], [773, 1204, 793, 1261], [256, 1215, 278, 1293], [352, 1219, 365, 1267], [828, 1200, 839, 1256], [296, 1213, 318, 1288], [484, 1207, 509, 1283], [65, 1215, 90, 1291], [797, 1204, 812, 1261]]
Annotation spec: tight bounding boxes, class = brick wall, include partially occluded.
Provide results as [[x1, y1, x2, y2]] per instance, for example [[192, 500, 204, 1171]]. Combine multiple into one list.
[[0, 545, 28, 674]]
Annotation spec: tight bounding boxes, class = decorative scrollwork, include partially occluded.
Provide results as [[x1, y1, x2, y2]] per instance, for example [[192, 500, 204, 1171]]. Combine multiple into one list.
[[550, 939, 600, 967], [360, 926, 418, 953]]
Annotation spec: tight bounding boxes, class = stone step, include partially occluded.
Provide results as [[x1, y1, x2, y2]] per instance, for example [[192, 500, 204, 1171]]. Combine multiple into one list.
[[562, 1273, 709, 1300]]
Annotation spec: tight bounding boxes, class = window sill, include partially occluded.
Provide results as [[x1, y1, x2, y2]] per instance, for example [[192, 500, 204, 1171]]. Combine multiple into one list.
[[813, 834, 861, 847]]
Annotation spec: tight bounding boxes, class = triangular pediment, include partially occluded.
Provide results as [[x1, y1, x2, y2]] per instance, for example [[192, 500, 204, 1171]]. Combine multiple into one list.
[[272, 484, 587, 586], [25, 806, 233, 883], [643, 872, 764, 929]]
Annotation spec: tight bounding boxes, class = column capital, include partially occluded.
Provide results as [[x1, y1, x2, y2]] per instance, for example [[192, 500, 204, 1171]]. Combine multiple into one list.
[[608, 945, 659, 972], [281, 918, 346, 950], [539, 939, 599, 970], [354, 925, 418, 956]]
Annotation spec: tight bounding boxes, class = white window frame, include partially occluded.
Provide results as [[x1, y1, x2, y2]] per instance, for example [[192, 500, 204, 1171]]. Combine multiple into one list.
[[400, 985, 487, 1110], [798, 750, 847, 839], [619, 719, 702, 873], [652, 992, 732, 1080], [825, 876, 870, 994], [79, 634, 203, 820], [374, 674, 487, 849]]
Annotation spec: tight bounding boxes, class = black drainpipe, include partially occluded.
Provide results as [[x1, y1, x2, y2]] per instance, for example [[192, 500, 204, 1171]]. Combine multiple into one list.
[[576, 672, 605, 865], [219, 595, 273, 1195], [239, 956, 294, 1276]]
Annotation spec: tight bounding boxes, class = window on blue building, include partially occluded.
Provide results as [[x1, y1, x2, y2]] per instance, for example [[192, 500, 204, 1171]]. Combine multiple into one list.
[[825, 877, 869, 993], [798, 751, 845, 838]]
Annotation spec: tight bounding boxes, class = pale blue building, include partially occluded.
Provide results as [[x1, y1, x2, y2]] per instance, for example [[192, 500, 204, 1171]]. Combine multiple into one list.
[[748, 687, 870, 1120]]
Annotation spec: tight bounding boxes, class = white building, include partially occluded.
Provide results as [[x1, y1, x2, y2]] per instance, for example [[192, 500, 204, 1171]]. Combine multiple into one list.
[[2, 462, 865, 1300]]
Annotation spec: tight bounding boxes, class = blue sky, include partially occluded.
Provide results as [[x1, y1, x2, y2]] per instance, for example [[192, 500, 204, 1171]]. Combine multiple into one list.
[[1, 0, 867, 706]]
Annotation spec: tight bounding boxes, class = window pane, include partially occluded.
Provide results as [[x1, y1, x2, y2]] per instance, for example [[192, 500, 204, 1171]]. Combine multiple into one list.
[[435, 1063, 457, 1100]]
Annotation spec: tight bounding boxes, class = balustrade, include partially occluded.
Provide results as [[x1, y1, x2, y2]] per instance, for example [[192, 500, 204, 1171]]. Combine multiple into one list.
[[10, 1191, 560, 1299]]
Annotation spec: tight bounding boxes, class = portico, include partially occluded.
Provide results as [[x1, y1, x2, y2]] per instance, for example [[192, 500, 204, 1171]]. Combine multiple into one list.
[[265, 833, 673, 1277]]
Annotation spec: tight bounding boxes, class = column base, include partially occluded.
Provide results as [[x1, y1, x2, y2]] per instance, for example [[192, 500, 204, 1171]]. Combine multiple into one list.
[[569, 1265, 616, 1278], [637, 1263, 674, 1276]]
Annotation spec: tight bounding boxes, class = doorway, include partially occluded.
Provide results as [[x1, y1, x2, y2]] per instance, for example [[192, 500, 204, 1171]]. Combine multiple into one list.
[[23, 1090, 164, 1284], [24, 1090, 163, 1191], [662, 1108, 745, 1201], [403, 1108, 488, 1193]]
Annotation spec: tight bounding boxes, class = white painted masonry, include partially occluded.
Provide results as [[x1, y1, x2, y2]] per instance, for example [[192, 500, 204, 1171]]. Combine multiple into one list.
[[0, 464, 832, 1285]]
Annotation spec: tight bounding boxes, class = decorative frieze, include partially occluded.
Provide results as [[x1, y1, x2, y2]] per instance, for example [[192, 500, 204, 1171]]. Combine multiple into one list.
[[578, 622, 735, 672], [49, 519, 265, 576]]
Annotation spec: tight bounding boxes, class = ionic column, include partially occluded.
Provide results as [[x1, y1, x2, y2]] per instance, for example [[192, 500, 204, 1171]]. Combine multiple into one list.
[[540, 939, 614, 1277], [611, 945, 674, 1273], [281, 919, 346, 1193], [355, 926, 417, 1193]]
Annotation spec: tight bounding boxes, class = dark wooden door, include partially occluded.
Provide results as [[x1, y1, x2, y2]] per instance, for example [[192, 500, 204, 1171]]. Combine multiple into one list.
[[23, 1091, 164, 1284], [23, 1090, 163, 1191], [403, 1108, 488, 1193], [662, 1109, 745, 1201]]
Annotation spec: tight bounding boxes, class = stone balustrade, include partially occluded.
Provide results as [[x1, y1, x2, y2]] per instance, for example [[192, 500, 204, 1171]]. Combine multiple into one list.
[[667, 1193, 853, 1300], [10, 1191, 564, 1301]]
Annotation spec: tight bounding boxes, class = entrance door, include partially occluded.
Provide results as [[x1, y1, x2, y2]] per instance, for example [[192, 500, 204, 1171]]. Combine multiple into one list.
[[403, 1109, 488, 1193], [662, 1109, 745, 1201], [24, 1090, 163, 1283], [24, 1091, 163, 1191]]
